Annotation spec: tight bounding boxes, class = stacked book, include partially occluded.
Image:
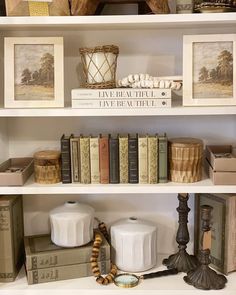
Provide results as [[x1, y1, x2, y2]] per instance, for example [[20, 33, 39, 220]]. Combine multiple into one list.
[[24, 230, 110, 284], [61, 133, 168, 184], [71, 88, 172, 109]]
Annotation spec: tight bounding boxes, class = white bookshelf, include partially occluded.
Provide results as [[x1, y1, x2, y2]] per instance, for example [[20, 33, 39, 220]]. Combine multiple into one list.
[[2, 105, 236, 117], [1, 175, 236, 195], [1, 255, 236, 295], [0, 12, 236, 295], [0, 13, 235, 30]]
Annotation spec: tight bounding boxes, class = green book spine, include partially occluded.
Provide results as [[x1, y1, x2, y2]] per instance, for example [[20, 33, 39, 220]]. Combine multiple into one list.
[[158, 134, 168, 183], [148, 135, 158, 184], [119, 135, 129, 184], [0, 196, 24, 282], [25, 230, 110, 270], [26, 260, 110, 285]]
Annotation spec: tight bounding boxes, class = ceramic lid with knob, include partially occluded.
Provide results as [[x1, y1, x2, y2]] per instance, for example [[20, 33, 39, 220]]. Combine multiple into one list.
[[49, 201, 95, 248], [110, 217, 157, 272]]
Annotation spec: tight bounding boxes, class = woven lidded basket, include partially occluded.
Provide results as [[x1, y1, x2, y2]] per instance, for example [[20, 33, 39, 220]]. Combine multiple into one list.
[[79, 45, 119, 89], [34, 150, 61, 184], [169, 137, 203, 183]]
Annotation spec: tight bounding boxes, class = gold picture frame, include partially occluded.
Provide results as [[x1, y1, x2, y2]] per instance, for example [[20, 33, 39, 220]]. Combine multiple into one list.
[[183, 34, 236, 106], [4, 37, 64, 108]]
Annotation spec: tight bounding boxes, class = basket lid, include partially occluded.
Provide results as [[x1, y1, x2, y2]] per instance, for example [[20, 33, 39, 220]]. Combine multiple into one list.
[[169, 137, 203, 147], [34, 150, 61, 160]]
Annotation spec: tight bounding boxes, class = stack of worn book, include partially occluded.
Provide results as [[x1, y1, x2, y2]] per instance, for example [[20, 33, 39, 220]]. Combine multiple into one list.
[[24, 230, 110, 284]]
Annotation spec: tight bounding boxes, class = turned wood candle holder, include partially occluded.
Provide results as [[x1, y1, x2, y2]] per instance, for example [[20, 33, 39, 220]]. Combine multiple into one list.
[[162, 193, 198, 272], [183, 205, 227, 290]]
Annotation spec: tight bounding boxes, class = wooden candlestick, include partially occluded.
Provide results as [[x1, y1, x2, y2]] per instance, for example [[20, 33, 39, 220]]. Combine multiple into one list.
[[183, 205, 227, 290], [162, 193, 198, 272]]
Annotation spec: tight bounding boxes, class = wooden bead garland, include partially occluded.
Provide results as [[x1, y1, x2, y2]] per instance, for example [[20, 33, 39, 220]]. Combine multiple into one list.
[[91, 221, 118, 285]]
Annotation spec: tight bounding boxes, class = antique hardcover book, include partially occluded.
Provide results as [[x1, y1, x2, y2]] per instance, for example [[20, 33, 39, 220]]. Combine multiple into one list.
[[24, 230, 110, 270], [70, 136, 80, 183], [148, 135, 158, 184], [71, 88, 172, 99], [60, 134, 72, 183], [80, 136, 91, 184], [89, 136, 100, 184], [0, 195, 24, 282], [128, 134, 139, 183], [119, 134, 129, 184], [72, 98, 171, 109], [194, 193, 236, 274], [138, 135, 148, 184], [109, 135, 119, 184], [158, 134, 168, 183], [99, 135, 109, 184], [26, 260, 110, 284]]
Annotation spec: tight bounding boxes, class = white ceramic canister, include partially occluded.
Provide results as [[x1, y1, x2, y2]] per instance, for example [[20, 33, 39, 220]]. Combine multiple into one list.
[[49, 201, 95, 247], [110, 217, 157, 272]]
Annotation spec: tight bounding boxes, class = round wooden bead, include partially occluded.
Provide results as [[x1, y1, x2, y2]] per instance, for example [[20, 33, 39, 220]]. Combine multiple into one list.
[[96, 276, 105, 284]]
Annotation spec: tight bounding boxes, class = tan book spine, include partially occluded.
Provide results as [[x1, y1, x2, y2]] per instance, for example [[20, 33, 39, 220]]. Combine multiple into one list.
[[148, 135, 158, 184], [90, 137, 100, 184], [0, 196, 24, 282], [80, 136, 91, 184], [119, 135, 129, 184], [138, 135, 148, 184], [26, 260, 110, 284], [70, 137, 80, 183]]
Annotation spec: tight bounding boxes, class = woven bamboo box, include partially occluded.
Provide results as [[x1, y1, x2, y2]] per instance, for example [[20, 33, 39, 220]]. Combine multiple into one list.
[[168, 137, 203, 183], [34, 150, 61, 184]]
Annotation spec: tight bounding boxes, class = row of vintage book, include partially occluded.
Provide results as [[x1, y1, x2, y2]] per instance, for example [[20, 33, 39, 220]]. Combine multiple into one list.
[[0, 194, 235, 285], [60, 133, 168, 184]]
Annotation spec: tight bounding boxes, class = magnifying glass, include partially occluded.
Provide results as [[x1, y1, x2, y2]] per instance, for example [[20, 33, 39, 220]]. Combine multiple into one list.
[[114, 268, 178, 288]]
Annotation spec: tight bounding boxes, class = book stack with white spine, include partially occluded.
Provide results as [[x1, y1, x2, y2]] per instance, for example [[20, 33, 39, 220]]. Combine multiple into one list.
[[71, 74, 182, 109]]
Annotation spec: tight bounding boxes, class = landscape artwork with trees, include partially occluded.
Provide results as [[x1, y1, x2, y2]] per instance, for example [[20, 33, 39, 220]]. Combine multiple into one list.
[[193, 41, 233, 99], [14, 44, 54, 101]]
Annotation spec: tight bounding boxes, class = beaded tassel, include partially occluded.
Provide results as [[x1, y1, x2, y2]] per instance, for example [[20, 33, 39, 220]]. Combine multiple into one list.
[[91, 225, 118, 285]]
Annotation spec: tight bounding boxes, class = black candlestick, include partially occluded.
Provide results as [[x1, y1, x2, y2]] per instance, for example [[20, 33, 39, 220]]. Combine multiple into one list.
[[183, 205, 227, 290], [163, 193, 198, 272]]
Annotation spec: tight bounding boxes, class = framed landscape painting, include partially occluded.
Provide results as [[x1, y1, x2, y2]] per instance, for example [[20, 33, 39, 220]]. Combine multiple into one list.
[[183, 34, 236, 106], [4, 37, 64, 108]]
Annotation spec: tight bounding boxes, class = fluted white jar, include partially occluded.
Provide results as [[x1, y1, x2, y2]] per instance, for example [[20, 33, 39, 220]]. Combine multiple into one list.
[[49, 201, 94, 247], [110, 217, 157, 272]]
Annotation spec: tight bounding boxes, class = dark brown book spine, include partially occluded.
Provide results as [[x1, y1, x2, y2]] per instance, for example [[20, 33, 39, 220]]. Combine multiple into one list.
[[99, 135, 109, 184], [128, 134, 139, 183], [109, 136, 119, 184], [60, 134, 72, 183]]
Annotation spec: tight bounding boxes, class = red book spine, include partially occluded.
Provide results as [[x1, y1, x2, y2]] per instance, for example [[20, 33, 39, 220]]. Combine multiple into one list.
[[99, 136, 109, 184]]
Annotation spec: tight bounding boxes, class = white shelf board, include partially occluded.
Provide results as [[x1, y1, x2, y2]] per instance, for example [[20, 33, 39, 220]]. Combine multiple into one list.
[[2, 174, 236, 195], [1, 254, 235, 295], [0, 13, 236, 30], [1, 105, 236, 117]]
